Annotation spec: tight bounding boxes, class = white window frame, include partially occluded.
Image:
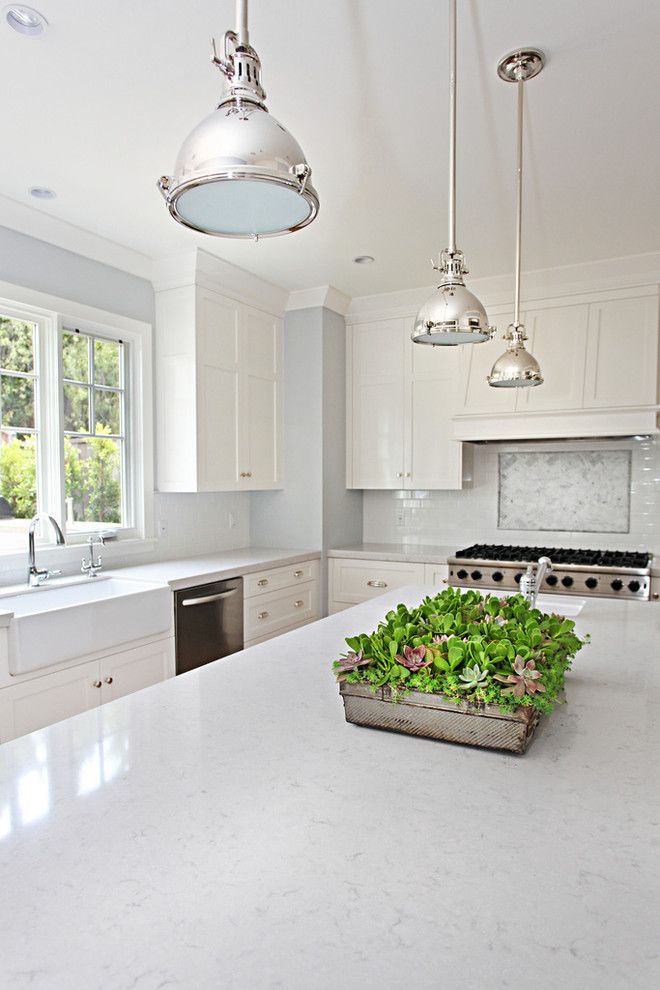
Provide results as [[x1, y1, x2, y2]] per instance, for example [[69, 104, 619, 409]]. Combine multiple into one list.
[[0, 281, 154, 566]]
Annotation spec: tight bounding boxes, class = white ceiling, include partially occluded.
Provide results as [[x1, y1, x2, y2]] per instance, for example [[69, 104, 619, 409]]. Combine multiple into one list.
[[1, 0, 659, 297]]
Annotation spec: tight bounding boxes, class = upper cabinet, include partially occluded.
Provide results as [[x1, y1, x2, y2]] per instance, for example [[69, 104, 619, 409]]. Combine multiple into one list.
[[346, 317, 468, 490], [156, 284, 282, 492], [454, 291, 659, 440]]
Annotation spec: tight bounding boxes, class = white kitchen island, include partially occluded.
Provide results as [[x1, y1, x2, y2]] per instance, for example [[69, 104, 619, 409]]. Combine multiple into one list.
[[0, 587, 658, 990]]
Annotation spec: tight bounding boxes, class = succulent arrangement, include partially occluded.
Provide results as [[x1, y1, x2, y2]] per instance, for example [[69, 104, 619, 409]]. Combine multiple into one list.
[[332, 587, 588, 715]]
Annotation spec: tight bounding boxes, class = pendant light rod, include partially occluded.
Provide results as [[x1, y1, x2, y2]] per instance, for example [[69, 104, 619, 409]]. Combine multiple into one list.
[[513, 78, 524, 327], [236, 0, 249, 46], [447, 0, 457, 255]]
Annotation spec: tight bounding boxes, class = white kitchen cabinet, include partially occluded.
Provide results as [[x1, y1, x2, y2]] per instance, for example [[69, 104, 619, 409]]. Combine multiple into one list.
[[347, 318, 467, 490], [156, 285, 282, 492], [460, 319, 517, 415], [0, 637, 175, 744], [583, 296, 658, 409], [424, 563, 449, 588], [328, 557, 425, 612], [519, 305, 589, 412], [243, 560, 320, 645]]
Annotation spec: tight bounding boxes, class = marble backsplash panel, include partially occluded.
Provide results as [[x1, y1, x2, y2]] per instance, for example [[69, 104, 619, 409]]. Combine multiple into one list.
[[498, 450, 631, 533]]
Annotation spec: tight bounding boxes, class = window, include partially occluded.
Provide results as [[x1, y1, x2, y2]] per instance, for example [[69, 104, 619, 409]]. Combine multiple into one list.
[[0, 292, 151, 555], [62, 329, 127, 529]]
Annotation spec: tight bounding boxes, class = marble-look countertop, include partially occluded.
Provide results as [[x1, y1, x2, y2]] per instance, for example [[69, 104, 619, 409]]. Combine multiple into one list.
[[0, 588, 658, 989], [328, 542, 455, 564], [107, 547, 321, 591]]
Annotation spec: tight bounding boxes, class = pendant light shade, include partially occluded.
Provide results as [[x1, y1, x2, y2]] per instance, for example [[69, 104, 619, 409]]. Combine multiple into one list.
[[412, 0, 494, 346], [488, 49, 544, 388], [158, 1, 318, 239]]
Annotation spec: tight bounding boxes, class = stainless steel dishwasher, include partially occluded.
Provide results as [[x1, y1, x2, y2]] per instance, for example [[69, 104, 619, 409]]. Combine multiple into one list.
[[174, 577, 243, 675]]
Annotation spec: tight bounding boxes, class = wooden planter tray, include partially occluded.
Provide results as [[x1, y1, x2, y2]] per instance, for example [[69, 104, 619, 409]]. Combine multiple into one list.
[[339, 681, 541, 754]]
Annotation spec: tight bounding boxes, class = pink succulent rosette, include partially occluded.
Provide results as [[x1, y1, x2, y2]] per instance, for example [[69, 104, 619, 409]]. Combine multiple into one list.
[[495, 655, 546, 698], [334, 650, 370, 682], [395, 644, 433, 673]]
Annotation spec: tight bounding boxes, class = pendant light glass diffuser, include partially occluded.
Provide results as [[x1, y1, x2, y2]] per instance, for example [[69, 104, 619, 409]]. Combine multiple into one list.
[[412, 0, 494, 346], [488, 50, 544, 388], [158, 0, 318, 238]]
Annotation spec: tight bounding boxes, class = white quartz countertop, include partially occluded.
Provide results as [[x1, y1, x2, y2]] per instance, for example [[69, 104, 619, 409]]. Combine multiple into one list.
[[107, 546, 321, 590], [328, 542, 455, 563], [0, 588, 658, 989]]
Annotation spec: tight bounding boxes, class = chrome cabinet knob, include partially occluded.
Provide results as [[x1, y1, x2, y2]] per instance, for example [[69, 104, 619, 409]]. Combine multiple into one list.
[[294, 600, 304, 608], [396, 472, 404, 477], [367, 580, 388, 588], [257, 578, 269, 587], [104, 676, 113, 685], [258, 611, 269, 620], [293, 570, 304, 578], [92, 680, 102, 689]]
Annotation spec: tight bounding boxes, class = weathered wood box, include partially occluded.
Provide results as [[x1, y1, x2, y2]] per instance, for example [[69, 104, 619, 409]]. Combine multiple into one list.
[[339, 681, 541, 754]]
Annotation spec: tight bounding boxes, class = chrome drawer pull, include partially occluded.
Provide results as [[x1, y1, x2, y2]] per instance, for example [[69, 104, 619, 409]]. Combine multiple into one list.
[[294, 600, 304, 608], [257, 578, 269, 587], [367, 580, 388, 588], [258, 611, 269, 620], [92, 680, 102, 689], [293, 570, 304, 578], [104, 676, 113, 685]]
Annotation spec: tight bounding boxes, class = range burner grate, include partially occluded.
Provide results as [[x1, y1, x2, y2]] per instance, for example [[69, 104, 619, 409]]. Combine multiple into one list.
[[454, 544, 652, 570]]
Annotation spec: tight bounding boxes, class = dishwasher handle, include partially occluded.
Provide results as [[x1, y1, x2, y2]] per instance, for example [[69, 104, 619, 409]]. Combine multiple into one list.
[[180, 589, 239, 607]]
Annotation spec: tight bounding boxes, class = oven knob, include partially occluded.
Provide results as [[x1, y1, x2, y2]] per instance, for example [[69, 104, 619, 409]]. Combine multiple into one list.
[[492, 571, 504, 582], [628, 580, 641, 593], [611, 579, 623, 592], [514, 573, 522, 584], [561, 576, 574, 588], [471, 570, 482, 581], [457, 569, 468, 580], [585, 577, 598, 590], [545, 574, 558, 587]]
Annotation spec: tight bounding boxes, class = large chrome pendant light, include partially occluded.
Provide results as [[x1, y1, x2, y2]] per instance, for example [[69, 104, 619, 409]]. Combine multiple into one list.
[[158, 0, 318, 239], [488, 50, 544, 388], [412, 0, 494, 346]]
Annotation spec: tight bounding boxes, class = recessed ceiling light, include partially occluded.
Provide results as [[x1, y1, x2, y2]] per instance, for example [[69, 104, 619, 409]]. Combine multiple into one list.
[[28, 186, 56, 200], [353, 255, 375, 265], [4, 5, 47, 37]]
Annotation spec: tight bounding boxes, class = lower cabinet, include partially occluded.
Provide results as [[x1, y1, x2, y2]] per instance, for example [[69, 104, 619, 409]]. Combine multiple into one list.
[[243, 559, 320, 647], [0, 637, 175, 744], [328, 557, 449, 613]]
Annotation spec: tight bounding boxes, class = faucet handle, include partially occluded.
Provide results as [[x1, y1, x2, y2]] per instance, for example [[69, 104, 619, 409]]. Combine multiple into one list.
[[47, 569, 62, 579]]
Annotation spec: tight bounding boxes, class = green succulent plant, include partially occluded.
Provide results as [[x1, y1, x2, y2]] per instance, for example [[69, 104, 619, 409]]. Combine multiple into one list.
[[458, 664, 489, 690]]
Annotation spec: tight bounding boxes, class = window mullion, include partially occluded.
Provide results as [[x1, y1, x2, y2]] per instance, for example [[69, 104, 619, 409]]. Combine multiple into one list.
[[39, 316, 66, 531]]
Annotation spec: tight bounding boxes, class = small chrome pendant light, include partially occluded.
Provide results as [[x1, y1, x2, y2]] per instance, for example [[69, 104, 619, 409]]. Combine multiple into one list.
[[158, 0, 318, 239], [412, 0, 494, 346], [488, 50, 544, 388]]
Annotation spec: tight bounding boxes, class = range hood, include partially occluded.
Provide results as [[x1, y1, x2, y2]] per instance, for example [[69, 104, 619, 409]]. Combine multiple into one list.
[[453, 408, 659, 443]]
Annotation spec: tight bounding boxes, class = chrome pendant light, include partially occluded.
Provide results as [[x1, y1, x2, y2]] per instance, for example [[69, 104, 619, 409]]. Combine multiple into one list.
[[158, 0, 318, 239], [412, 0, 494, 346], [488, 50, 544, 388]]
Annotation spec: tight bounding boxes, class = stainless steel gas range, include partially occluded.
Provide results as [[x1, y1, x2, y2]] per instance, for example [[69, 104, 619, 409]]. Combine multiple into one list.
[[447, 544, 653, 601]]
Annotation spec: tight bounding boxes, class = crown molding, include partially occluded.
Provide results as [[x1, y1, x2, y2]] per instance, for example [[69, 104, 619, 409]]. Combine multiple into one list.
[[346, 251, 660, 324], [286, 284, 351, 317], [152, 248, 289, 317], [0, 194, 154, 281]]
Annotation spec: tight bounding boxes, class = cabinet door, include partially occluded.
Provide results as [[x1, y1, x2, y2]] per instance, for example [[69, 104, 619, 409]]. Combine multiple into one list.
[[196, 289, 240, 491], [101, 640, 174, 704], [349, 319, 407, 488], [238, 307, 281, 489], [459, 319, 518, 414], [330, 558, 425, 605], [0, 660, 101, 743], [424, 563, 449, 588], [520, 305, 589, 411], [410, 333, 464, 489], [584, 296, 659, 408]]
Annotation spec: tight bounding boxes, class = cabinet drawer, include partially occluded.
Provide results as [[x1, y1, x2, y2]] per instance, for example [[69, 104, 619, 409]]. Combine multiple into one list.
[[330, 558, 425, 605], [244, 559, 319, 598], [244, 581, 318, 640]]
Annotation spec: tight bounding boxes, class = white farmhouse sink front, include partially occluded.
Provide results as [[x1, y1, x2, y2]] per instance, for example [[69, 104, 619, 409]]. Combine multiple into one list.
[[534, 595, 585, 618], [1, 577, 172, 675]]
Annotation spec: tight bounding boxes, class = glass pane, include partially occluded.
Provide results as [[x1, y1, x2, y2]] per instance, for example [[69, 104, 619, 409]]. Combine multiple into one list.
[[94, 338, 120, 387], [94, 388, 120, 435], [63, 382, 90, 432], [0, 432, 37, 520], [0, 316, 35, 374], [1, 374, 35, 428], [62, 331, 89, 382], [64, 436, 122, 525]]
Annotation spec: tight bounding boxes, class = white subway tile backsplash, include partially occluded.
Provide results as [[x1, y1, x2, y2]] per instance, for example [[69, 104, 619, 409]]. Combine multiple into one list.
[[363, 437, 660, 554]]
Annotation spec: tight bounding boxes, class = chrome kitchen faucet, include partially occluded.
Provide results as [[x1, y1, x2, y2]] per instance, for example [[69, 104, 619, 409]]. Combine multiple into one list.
[[27, 513, 65, 587], [519, 556, 552, 609]]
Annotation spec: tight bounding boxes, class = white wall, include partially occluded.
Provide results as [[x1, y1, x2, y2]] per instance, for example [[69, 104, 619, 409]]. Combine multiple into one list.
[[363, 436, 660, 555], [0, 226, 251, 582]]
